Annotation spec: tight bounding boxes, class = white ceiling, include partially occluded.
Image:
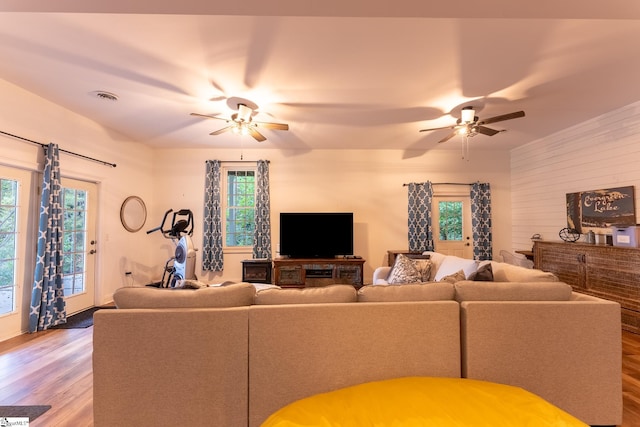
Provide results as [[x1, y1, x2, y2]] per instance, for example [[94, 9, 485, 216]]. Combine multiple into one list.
[[1, 1, 640, 155]]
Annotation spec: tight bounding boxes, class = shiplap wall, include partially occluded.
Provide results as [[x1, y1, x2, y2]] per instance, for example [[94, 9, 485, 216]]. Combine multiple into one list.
[[511, 101, 640, 252]]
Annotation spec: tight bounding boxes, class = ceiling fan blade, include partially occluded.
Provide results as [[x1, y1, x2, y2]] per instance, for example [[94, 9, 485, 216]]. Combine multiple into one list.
[[419, 124, 457, 133], [248, 127, 267, 142], [210, 126, 233, 136], [478, 110, 525, 125], [438, 132, 458, 143], [191, 112, 228, 122], [256, 121, 289, 131], [474, 125, 501, 136]]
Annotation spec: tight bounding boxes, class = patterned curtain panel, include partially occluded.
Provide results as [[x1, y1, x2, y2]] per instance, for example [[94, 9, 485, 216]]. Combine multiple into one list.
[[29, 143, 66, 332], [202, 160, 223, 271], [407, 182, 434, 252], [471, 182, 493, 260], [253, 160, 272, 259]]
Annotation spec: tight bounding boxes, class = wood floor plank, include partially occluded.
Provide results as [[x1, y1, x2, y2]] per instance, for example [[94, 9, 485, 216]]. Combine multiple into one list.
[[1, 324, 639, 426]]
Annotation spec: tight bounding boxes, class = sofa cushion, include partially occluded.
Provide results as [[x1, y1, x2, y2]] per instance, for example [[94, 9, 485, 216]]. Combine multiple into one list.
[[454, 281, 573, 302], [253, 284, 357, 305], [113, 282, 256, 308], [487, 261, 558, 282], [357, 282, 455, 302], [433, 255, 479, 281]]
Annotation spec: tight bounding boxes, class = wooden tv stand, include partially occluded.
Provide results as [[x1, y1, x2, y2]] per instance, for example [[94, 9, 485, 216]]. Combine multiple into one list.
[[273, 257, 365, 288]]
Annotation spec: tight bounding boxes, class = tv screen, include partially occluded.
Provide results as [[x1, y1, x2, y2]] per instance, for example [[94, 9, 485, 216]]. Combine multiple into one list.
[[279, 212, 354, 258]]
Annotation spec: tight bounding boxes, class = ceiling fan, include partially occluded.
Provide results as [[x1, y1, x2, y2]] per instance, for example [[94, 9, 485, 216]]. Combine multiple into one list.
[[419, 107, 525, 144], [191, 102, 289, 142]]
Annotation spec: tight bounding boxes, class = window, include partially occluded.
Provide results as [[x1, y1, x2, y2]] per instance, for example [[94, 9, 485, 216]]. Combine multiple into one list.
[[438, 201, 463, 241], [0, 178, 18, 315], [62, 187, 88, 296], [224, 168, 256, 247]]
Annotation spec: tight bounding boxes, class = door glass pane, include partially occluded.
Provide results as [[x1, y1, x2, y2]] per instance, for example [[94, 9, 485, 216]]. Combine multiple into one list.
[[0, 179, 18, 315], [62, 187, 88, 296], [438, 201, 463, 241]]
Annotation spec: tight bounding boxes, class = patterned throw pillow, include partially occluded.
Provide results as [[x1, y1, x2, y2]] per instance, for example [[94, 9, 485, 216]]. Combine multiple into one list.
[[412, 259, 432, 282], [387, 254, 422, 284]]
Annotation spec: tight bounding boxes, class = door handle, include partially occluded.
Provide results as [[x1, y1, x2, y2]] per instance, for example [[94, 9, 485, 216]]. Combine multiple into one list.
[[89, 249, 97, 255]]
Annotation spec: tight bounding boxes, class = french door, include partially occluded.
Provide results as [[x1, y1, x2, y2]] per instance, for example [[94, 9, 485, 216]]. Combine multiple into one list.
[[0, 169, 98, 339], [60, 178, 97, 315], [433, 195, 473, 259], [0, 166, 33, 340]]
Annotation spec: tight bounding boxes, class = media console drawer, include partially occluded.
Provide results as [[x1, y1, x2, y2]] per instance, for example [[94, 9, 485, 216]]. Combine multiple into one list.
[[273, 258, 365, 288]]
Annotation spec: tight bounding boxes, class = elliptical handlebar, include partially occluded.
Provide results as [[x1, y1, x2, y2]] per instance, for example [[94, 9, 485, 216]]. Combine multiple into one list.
[[146, 208, 194, 239], [146, 209, 173, 235]]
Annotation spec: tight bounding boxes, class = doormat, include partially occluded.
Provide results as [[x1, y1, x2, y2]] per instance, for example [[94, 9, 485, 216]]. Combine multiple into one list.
[[0, 405, 51, 421], [49, 306, 116, 329]]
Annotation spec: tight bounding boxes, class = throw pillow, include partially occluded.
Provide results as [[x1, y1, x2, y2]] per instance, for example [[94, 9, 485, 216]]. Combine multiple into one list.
[[412, 259, 433, 282], [438, 269, 466, 284], [433, 256, 479, 281], [387, 254, 422, 284], [174, 279, 208, 289], [468, 262, 493, 281]]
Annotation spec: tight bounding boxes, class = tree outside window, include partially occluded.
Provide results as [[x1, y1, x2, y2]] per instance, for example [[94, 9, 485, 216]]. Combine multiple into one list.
[[0, 179, 18, 315], [439, 201, 463, 241]]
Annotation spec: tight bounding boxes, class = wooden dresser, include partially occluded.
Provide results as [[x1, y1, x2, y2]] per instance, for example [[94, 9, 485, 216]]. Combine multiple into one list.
[[534, 240, 640, 333]]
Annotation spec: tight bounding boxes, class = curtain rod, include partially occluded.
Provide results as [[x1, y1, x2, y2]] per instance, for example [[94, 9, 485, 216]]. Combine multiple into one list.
[[221, 159, 270, 163], [1, 130, 117, 168], [403, 182, 475, 187]]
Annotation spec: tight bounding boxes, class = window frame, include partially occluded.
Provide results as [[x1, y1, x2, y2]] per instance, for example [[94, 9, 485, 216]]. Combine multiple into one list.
[[221, 163, 257, 254]]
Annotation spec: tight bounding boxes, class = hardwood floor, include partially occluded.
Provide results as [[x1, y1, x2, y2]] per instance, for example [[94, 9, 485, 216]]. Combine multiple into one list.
[[1, 326, 639, 426], [0, 327, 94, 426]]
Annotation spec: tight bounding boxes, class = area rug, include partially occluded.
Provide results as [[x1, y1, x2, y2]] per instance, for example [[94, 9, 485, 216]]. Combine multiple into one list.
[[0, 405, 51, 420], [49, 306, 115, 329]]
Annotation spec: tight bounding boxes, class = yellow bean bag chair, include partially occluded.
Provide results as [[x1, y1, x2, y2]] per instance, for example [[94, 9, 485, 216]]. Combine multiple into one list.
[[261, 377, 587, 427]]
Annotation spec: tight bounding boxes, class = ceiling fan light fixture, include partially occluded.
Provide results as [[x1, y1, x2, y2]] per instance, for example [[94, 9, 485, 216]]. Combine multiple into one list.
[[237, 104, 253, 123], [461, 107, 475, 123]]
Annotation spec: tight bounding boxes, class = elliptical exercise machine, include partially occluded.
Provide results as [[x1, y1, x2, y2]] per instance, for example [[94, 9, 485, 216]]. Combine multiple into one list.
[[146, 209, 197, 288]]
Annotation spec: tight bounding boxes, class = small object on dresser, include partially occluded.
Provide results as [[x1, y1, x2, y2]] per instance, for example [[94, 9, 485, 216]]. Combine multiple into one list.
[[559, 228, 580, 242], [612, 225, 640, 247]]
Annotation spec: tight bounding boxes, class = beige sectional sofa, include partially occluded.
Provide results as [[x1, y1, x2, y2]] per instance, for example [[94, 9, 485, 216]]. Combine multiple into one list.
[[93, 264, 622, 427]]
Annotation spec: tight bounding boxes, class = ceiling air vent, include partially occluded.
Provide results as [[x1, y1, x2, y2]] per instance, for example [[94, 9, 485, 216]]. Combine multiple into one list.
[[92, 91, 119, 101]]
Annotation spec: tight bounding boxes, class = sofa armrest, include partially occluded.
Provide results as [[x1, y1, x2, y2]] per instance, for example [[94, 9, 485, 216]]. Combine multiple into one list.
[[460, 297, 621, 426], [372, 266, 391, 284]]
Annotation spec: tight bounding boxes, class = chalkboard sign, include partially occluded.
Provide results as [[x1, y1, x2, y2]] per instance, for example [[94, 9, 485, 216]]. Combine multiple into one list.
[[566, 186, 636, 233]]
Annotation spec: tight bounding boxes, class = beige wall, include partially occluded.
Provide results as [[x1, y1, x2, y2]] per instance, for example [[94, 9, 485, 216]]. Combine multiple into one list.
[[0, 79, 155, 335], [151, 148, 512, 283]]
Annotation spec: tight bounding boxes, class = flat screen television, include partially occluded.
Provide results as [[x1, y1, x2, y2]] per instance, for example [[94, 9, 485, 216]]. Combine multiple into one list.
[[279, 212, 354, 258]]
